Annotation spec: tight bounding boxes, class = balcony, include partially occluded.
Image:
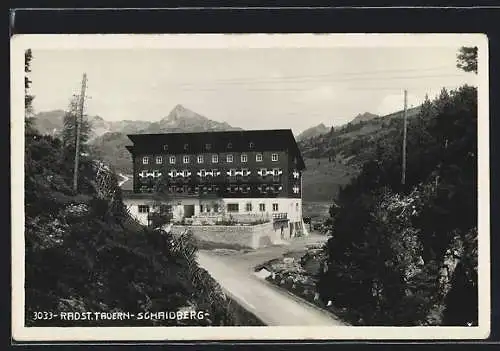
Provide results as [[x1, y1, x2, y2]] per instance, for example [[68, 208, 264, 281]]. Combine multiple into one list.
[[272, 212, 288, 221]]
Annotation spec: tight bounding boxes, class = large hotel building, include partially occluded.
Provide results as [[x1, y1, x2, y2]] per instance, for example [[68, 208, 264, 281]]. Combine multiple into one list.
[[123, 129, 307, 237]]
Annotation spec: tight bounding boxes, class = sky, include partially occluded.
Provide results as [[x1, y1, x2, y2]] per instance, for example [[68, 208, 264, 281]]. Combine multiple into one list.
[[29, 47, 477, 135]]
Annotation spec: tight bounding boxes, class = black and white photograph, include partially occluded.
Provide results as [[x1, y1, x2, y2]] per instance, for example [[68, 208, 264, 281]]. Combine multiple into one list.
[[11, 34, 489, 341]]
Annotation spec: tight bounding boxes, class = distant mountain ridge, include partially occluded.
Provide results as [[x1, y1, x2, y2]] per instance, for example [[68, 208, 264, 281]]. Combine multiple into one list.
[[350, 112, 380, 124], [32, 110, 150, 140], [33, 104, 241, 139], [140, 104, 242, 134], [296, 123, 331, 142]]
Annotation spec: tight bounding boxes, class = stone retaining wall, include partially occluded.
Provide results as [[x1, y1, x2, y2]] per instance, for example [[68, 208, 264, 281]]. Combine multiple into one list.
[[171, 222, 283, 249]]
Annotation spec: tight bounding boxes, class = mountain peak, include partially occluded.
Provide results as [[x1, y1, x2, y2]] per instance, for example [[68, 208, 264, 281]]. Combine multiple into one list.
[[163, 104, 201, 122], [351, 112, 379, 124]]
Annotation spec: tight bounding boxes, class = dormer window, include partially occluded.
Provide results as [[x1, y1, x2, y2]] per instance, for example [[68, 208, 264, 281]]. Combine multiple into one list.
[[197, 155, 204, 164], [183, 155, 190, 164], [249, 142, 255, 149], [205, 143, 212, 151], [142, 157, 149, 165], [241, 154, 248, 163], [184, 143, 189, 150], [272, 153, 279, 162], [227, 154, 233, 163], [163, 144, 168, 151], [227, 142, 233, 149], [256, 153, 263, 162]]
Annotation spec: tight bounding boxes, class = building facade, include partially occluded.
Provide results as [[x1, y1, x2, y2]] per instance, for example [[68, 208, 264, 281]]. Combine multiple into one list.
[[124, 129, 307, 237]]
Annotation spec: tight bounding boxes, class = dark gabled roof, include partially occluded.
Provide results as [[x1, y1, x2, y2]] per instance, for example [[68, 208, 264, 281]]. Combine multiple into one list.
[[126, 129, 305, 169]]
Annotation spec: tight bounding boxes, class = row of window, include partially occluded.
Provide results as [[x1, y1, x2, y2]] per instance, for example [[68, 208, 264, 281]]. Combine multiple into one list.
[[162, 141, 256, 152], [138, 202, 298, 214], [163, 185, 284, 194], [142, 153, 279, 165]]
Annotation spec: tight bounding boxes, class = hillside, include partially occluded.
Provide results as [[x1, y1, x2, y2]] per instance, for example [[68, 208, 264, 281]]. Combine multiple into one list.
[[318, 85, 478, 326], [24, 129, 262, 327], [298, 106, 422, 203], [350, 112, 379, 125], [296, 123, 330, 142]]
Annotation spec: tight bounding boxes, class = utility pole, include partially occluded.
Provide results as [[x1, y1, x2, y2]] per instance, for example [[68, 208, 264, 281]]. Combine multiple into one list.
[[401, 89, 408, 186], [72, 73, 87, 193]]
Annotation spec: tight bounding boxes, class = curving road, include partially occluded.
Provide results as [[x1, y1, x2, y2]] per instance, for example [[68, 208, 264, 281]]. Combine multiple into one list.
[[196, 234, 346, 326]]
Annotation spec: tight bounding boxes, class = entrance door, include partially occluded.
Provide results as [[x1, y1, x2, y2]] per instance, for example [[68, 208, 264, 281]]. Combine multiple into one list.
[[289, 223, 294, 238], [184, 205, 195, 218]]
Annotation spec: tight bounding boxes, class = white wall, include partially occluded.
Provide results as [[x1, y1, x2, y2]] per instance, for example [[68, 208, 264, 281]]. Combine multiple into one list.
[[123, 196, 303, 230], [123, 198, 150, 226], [220, 197, 302, 222]]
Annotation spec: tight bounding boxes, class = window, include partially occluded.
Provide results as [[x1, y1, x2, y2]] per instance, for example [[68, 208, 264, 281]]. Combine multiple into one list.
[[241, 154, 248, 163], [138, 205, 150, 213], [153, 170, 160, 177], [249, 142, 255, 149], [212, 154, 219, 163], [242, 168, 249, 176], [183, 155, 190, 164], [260, 168, 267, 176], [156, 156, 163, 164], [229, 169, 236, 177], [169, 156, 176, 164], [142, 156, 149, 165], [273, 168, 280, 176], [200, 169, 206, 177], [296, 202, 299, 212], [163, 144, 168, 151], [213, 204, 219, 213], [205, 143, 211, 151], [226, 154, 233, 163], [256, 153, 263, 162], [272, 203, 279, 212], [212, 169, 218, 176], [159, 205, 171, 213], [246, 203, 252, 212], [200, 205, 204, 213], [259, 203, 266, 212], [227, 203, 239, 212], [197, 155, 204, 164], [171, 169, 177, 177], [183, 170, 189, 177], [272, 153, 279, 162]]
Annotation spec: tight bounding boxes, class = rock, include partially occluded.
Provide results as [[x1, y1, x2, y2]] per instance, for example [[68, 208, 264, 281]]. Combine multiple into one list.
[[255, 268, 272, 279]]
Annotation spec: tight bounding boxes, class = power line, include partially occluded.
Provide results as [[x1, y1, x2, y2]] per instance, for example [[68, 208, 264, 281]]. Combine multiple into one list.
[[172, 75, 468, 92], [168, 65, 455, 85]]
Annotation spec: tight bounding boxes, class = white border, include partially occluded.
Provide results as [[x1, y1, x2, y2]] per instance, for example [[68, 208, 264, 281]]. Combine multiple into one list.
[[11, 33, 490, 342]]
